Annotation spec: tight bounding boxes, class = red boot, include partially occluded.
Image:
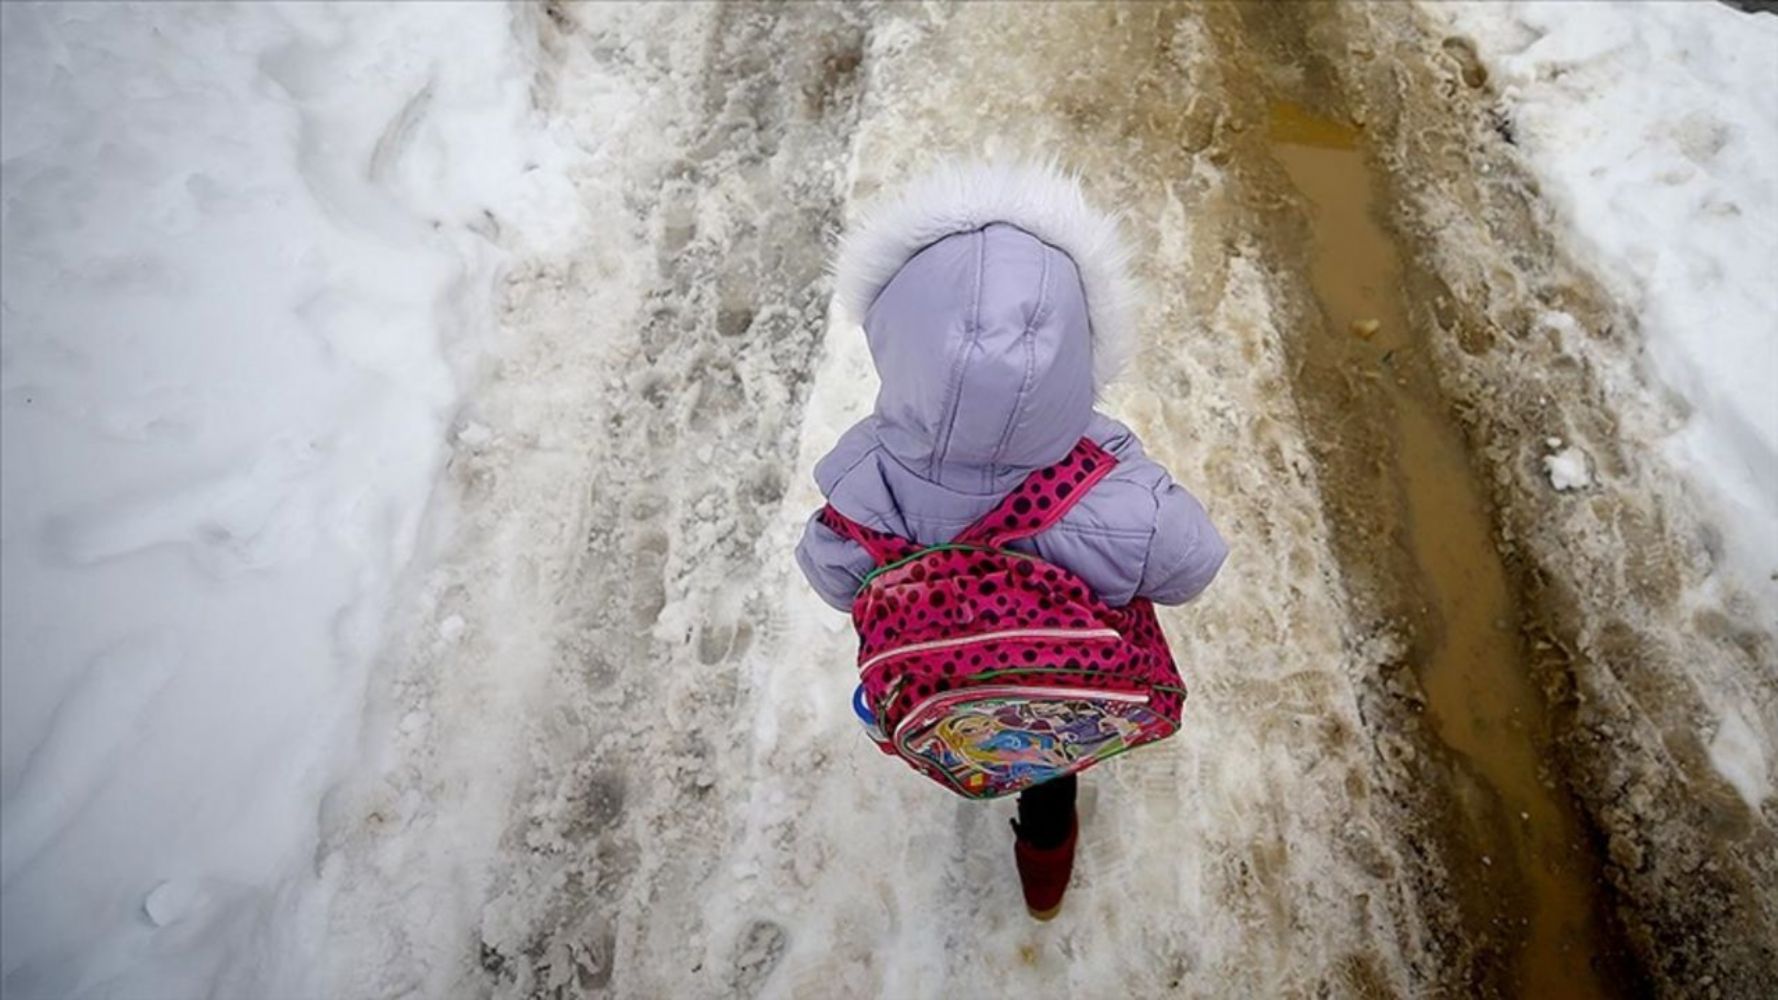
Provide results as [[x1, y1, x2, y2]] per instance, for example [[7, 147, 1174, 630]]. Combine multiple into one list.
[[1012, 813, 1078, 921]]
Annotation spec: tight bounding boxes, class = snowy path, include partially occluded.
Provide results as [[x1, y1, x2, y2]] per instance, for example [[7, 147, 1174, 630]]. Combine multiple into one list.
[[6, 2, 1770, 998], [316, 5, 1440, 997], [320, 6, 1435, 997], [321, 3, 1778, 997]]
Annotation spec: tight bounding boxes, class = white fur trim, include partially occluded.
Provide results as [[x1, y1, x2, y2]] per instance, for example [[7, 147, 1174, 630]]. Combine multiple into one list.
[[832, 160, 1141, 392]]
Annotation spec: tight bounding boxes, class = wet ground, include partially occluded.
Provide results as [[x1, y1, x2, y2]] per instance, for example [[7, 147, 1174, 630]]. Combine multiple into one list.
[[1265, 95, 1615, 997], [320, 3, 1777, 997]]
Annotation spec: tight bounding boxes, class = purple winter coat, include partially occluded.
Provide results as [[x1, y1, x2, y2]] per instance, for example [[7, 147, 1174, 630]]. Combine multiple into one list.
[[796, 216, 1227, 612]]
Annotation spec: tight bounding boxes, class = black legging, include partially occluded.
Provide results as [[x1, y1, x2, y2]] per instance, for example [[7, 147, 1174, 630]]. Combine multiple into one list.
[[1016, 774, 1077, 849]]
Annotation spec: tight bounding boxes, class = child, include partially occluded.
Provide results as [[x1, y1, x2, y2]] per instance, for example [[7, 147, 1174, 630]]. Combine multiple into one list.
[[796, 161, 1228, 919]]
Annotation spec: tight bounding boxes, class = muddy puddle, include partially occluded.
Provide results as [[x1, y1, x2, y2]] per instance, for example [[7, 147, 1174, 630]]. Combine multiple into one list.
[[1265, 98, 1616, 997]]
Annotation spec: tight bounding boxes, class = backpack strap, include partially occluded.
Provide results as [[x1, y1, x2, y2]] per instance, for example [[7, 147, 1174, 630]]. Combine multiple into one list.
[[952, 437, 1116, 548], [818, 504, 922, 567]]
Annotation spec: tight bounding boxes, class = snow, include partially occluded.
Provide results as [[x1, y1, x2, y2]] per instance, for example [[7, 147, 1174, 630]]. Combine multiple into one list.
[[5, 0, 1771, 995], [309, 5, 1437, 995], [1543, 443, 1592, 492], [0, 4, 582, 997], [1427, 0, 1778, 600], [1709, 706, 1773, 812], [1426, 0, 1778, 861]]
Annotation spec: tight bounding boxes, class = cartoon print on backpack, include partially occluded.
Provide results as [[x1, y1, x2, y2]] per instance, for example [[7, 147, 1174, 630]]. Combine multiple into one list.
[[912, 697, 1153, 786]]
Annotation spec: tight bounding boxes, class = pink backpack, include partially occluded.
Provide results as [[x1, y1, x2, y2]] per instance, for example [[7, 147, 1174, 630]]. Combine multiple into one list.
[[820, 437, 1187, 799]]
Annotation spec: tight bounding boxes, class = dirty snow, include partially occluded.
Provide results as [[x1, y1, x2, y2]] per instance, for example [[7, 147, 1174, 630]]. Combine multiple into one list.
[[1428, 0, 1778, 604], [5, 1, 1775, 998], [0, 3, 581, 997], [319, 4, 1437, 997]]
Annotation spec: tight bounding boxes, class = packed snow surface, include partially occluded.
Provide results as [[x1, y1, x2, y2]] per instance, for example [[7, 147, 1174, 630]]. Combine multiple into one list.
[[320, 4, 1437, 996], [0, 3, 582, 996], [1430, 0, 1778, 604]]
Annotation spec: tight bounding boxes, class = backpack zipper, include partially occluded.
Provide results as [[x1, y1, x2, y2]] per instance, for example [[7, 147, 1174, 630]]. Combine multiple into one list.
[[858, 627, 1121, 674]]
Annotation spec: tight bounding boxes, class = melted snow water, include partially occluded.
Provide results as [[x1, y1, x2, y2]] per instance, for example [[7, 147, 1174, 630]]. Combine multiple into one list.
[[1267, 100, 1613, 997]]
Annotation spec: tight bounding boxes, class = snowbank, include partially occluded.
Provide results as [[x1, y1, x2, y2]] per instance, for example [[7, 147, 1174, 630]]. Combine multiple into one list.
[[1426, 0, 1778, 604], [0, 4, 581, 996]]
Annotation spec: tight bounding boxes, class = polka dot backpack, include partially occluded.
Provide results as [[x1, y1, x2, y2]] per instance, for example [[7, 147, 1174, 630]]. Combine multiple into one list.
[[819, 437, 1187, 799]]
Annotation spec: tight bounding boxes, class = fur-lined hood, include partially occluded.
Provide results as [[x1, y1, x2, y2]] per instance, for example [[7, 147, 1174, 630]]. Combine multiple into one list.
[[832, 160, 1141, 393], [800, 164, 1228, 611]]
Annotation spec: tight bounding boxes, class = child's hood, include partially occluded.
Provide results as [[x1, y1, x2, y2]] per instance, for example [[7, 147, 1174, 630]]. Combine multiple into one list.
[[831, 161, 1141, 492]]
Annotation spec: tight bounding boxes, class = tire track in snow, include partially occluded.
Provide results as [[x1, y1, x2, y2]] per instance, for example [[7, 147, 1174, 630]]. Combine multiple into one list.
[[1319, 5, 1778, 992], [1200, 7, 1625, 991]]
